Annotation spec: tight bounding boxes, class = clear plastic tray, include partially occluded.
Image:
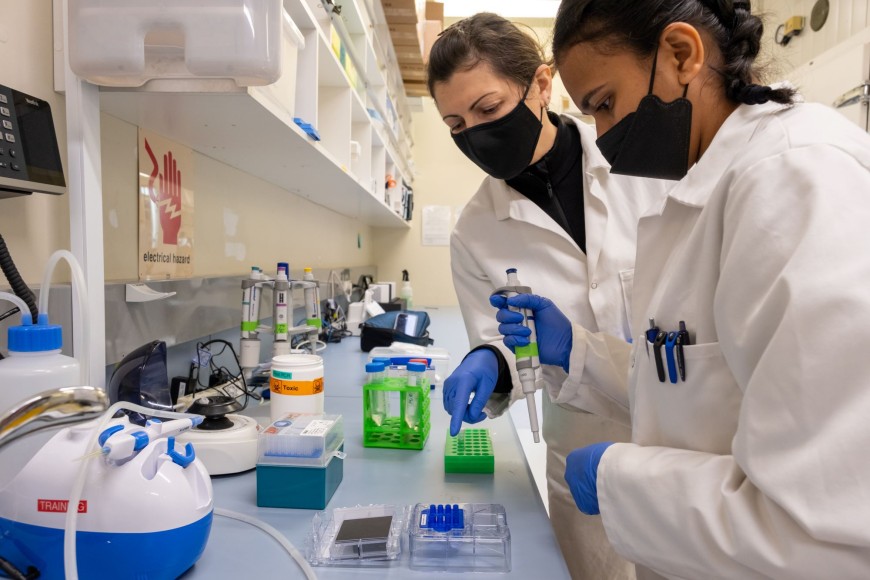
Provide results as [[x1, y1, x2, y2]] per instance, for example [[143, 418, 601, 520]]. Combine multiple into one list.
[[408, 503, 511, 572], [257, 413, 344, 467], [307, 504, 410, 567]]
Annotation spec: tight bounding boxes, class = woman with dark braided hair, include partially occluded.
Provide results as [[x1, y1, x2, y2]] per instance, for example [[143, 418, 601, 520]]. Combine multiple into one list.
[[491, 1, 870, 577]]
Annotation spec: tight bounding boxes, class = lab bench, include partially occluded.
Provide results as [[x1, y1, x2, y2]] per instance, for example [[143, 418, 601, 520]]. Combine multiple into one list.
[[196, 306, 567, 578], [1, 307, 570, 579]]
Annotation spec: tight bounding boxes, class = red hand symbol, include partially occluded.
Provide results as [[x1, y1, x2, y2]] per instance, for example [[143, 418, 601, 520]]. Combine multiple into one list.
[[144, 138, 183, 246]]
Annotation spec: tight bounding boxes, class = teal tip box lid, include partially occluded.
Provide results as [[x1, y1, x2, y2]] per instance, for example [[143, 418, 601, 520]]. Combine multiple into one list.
[[258, 413, 344, 467], [445, 428, 494, 474]]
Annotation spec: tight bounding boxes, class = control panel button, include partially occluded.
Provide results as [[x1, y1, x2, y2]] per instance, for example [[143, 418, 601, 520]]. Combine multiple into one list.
[[0, 107, 9, 117], [1, 120, 11, 130], [0, 161, 6, 169], [8, 149, 14, 158], [0, 94, 7, 104], [4, 133, 14, 143], [11, 163, 21, 171], [0, 148, 4, 156]]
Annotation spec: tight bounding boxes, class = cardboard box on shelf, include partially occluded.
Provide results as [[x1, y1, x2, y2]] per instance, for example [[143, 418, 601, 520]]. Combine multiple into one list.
[[382, 0, 419, 24], [387, 22, 421, 46], [395, 44, 423, 64], [421, 20, 441, 63], [400, 62, 426, 81], [425, 1, 443, 23], [404, 80, 429, 97]]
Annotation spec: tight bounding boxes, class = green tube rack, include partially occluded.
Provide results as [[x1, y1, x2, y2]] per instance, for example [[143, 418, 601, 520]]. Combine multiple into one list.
[[445, 429, 494, 474], [363, 377, 430, 450]]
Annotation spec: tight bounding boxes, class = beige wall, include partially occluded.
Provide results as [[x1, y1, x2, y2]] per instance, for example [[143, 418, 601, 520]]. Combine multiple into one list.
[[0, 1, 71, 284], [761, 0, 870, 73], [1, 2, 374, 291], [371, 97, 486, 306], [101, 115, 375, 282]]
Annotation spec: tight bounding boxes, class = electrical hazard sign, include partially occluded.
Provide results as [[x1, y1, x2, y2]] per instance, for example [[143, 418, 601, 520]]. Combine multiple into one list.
[[138, 128, 194, 280]]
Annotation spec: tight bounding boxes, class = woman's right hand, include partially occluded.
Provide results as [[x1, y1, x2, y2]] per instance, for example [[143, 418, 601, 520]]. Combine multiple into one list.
[[490, 293, 573, 373]]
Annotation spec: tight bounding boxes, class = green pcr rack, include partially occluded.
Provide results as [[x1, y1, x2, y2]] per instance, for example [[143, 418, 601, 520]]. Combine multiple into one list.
[[445, 428, 494, 474], [363, 377, 431, 450]]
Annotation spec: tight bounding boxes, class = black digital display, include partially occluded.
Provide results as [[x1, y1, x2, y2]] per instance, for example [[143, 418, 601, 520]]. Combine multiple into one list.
[[13, 89, 65, 187], [0, 84, 66, 197]]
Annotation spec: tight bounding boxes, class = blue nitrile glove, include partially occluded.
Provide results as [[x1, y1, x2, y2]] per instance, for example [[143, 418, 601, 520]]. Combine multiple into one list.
[[443, 349, 499, 437], [490, 293, 573, 373], [565, 442, 615, 515]]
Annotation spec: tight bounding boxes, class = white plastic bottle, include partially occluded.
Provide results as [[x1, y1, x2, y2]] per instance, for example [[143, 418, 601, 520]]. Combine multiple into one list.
[[0, 313, 81, 412], [269, 353, 324, 422]]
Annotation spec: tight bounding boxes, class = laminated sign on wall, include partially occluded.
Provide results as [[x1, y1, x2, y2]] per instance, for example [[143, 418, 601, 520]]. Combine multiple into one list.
[[138, 128, 194, 279]]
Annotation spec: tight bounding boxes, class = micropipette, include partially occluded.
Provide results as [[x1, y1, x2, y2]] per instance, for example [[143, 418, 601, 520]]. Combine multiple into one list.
[[273, 265, 291, 355], [492, 268, 542, 443]]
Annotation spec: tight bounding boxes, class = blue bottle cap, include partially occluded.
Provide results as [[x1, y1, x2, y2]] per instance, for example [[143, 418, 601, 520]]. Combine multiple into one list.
[[8, 312, 62, 353], [365, 362, 386, 373], [407, 362, 427, 372]]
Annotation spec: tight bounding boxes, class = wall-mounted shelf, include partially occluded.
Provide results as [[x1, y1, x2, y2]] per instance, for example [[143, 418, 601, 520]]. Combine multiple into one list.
[[92, 0, 417, 229]]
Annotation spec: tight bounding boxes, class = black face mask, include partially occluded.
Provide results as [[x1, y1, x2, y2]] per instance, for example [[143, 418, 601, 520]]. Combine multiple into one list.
[[452, 84, 544, 180], [595, 52, 692, 180]]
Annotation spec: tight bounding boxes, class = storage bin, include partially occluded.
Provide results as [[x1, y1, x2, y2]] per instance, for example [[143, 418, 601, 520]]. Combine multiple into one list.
[[253, 10, 305, 122], [68, 0, 283, 87]]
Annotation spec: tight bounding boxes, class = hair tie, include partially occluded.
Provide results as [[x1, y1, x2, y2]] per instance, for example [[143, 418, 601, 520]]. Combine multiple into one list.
[[737, 83, 772, 105]]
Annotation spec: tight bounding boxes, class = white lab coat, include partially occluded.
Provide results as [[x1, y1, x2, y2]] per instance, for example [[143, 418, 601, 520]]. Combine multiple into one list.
[[451, 116, 669, 579], [564, 101, 870, 578]]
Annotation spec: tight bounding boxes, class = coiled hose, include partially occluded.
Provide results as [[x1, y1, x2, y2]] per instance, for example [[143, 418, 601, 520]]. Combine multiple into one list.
[[0, 233, 38, 323]]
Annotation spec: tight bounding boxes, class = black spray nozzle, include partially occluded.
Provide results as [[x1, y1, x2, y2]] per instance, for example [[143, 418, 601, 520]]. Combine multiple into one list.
[[402, 269, 409, 282], [0, 233, 39, 324]]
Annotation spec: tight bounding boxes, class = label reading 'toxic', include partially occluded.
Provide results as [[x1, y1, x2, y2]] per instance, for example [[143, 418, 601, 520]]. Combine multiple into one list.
[[270, 377, 323, 396]]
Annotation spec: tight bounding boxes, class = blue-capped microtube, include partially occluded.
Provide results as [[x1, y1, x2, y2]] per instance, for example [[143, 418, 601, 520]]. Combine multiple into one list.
[[422, 503, 464, 532]]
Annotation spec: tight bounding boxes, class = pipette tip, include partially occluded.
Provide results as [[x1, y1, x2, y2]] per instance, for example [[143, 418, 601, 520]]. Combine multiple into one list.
[[75, 448, 106, 462]]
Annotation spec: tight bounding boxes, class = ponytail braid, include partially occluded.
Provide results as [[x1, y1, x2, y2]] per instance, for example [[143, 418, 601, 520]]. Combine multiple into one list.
[[711, 0, 795, 105]]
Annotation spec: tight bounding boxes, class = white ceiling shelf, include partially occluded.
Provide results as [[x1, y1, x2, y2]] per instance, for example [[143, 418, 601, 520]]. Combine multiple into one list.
[[100, 87, 409, 228]]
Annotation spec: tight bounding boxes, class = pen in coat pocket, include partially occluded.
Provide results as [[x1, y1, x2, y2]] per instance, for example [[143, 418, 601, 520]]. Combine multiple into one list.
[[676, 320, 690, 381]]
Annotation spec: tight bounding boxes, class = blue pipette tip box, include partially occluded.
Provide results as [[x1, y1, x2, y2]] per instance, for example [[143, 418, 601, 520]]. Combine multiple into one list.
[[256, 414, 344, 509]]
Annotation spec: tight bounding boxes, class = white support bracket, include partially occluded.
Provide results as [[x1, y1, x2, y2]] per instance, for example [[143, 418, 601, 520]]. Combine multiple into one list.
[[61, 0, 106, 388]]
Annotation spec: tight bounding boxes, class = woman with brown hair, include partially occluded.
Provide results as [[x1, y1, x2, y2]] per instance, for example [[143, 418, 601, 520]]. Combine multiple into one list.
[[430, 13, 670, 578]]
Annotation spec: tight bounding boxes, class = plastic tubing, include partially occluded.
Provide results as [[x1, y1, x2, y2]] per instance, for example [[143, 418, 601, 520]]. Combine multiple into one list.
[[39, 250, 89, 385], [214, 508, 317, 580], [0, 292, 30, 326], [64, 402, 200, 580]]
